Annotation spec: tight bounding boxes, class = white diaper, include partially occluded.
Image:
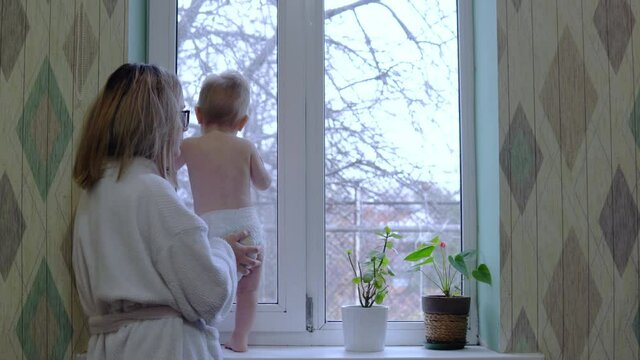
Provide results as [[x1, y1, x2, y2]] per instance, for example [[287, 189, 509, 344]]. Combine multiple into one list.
[[200, 207, 263, 278]]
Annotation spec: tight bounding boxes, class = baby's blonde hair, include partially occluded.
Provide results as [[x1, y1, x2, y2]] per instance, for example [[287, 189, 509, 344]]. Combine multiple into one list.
[[73, 63, 183, 189], [197, 70, 250, 128]]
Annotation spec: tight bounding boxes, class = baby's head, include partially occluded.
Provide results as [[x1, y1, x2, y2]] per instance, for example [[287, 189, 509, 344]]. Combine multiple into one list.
[[196, 71, 250, 131]]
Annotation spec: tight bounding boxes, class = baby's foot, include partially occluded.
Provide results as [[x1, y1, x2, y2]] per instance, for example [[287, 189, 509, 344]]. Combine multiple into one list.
[[224, 337, 248, 352]]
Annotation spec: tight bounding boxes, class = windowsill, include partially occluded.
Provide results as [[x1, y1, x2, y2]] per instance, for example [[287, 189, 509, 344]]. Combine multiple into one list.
[[76, 346, 544, 359], [223, 346, 544, 360]]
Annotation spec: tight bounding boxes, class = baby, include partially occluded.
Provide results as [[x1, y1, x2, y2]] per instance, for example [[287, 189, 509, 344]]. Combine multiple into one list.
[[178, 71, 271, 352]]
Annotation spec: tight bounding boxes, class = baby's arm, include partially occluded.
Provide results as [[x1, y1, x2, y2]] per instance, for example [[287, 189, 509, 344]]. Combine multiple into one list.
[[175, 139, 192, 170], [249, 143, 271, 191]]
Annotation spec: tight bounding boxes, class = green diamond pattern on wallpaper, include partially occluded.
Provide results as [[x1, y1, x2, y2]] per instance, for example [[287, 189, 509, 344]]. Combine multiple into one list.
[[15, 58, 73, 200], [499, 104, 543, 214], [102, 0, 120, 18], [511, 0, 522, 12], [0, 0, 127, 357], [497, 24, 506, 63], [543, 229, 602, 359], [63, 3, 98, 92], [598, 167, 640, 276], [506, 309, 537, 353], [593, 0, 635, 74], [498, 0, 640, 358], [539, 27, 597, 170], [0, 0, 29, 80], [499, 221, 510, 271], [629, 90, 640, 148], [16, 260, 72, 360], [0, 172, 26, 280]]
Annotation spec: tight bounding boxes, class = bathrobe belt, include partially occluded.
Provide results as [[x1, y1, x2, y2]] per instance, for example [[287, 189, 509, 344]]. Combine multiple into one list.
[[89, 305, 182, 335]]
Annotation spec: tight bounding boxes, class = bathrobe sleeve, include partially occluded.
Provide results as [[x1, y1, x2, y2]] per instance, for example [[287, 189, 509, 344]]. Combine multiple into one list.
[[144, 177, 238, 324]]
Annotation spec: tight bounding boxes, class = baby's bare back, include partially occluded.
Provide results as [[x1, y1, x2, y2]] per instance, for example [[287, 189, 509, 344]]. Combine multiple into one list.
[[182, 131, 253, 215]]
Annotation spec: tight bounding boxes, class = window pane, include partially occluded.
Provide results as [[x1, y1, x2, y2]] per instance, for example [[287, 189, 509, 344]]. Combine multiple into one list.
[[324, 0, 461, 321], [177, 0, 278, 303]]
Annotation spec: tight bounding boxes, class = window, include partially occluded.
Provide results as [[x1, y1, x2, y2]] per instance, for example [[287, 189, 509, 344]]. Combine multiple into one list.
[[149, 0, 475, 344], [323, 0, 461, 323], [176, 0, 278, 305]]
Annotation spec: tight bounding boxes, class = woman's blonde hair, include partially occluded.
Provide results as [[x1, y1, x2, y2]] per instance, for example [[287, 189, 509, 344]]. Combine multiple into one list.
[[73, 63, 183, 190]]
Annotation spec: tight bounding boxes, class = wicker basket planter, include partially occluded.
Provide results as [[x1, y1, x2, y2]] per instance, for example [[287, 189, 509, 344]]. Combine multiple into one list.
[[422, 295, 470, 350]]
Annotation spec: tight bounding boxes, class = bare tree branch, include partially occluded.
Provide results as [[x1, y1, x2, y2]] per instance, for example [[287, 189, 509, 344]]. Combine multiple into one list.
[[176, 0, 461, 243], [325, 0, 380, 19]]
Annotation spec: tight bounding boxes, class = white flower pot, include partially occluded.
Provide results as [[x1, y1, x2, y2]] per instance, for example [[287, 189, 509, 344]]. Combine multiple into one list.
[[341, 305, 388, 352]]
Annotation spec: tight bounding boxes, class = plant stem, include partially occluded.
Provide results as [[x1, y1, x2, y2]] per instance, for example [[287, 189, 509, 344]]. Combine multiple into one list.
[[348, 253, 363, 305], [421, 271, 447, 293], [350, 231, 393, 307], [448, 264, 457, 294], [357, 261, 365, 307], [432, 256, 447, 295], [440, 247, 451, 296], [347, 252, 358, 278]]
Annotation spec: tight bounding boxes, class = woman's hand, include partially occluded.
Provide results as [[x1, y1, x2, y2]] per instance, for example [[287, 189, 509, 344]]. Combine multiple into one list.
[[223, 230, 262, 275]]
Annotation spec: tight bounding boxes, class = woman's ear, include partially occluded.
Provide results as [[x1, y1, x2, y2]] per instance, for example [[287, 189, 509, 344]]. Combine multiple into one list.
[[195, 107, 205, 125]]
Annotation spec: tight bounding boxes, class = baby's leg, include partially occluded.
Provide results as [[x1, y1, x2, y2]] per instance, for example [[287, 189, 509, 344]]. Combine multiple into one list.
[[225, 253, 262, 352]]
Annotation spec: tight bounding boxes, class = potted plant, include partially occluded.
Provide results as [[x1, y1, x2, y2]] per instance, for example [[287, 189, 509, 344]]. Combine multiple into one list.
[[404, 236, 491, 350], [342, 226, 397, 352]]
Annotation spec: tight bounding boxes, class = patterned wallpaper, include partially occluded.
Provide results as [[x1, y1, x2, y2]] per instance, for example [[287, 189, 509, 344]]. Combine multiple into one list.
[[499, 0, 640, 359], [0, 0, 127, 359]]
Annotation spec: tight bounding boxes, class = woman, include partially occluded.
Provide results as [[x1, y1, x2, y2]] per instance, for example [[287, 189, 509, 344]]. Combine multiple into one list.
[[72, 63, 260, 359]]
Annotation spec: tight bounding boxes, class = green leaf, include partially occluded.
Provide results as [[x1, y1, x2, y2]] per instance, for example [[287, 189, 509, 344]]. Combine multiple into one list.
[[449, 254, 470, 278], [429, 236, 441, 245], [416, 256, 435, 266], [386, 240, 394, 250], [458, 249, 477, 259], [374, 273, 386, 288], [413, 257, 434, 268], [375, 231, 386, 238], [374, 290, 387, 304], [352, 277, 362, 284], [381, 256, 390, 266], [389, 233, 402, 239], [472, 264, 492, 285], [384, 226, 391, 234], [404, 245, 435, 261], [374, 278, 383, 289], [387, 267, 395, 276], [362, 272, 374, 283], [346, 249, 353, 256]]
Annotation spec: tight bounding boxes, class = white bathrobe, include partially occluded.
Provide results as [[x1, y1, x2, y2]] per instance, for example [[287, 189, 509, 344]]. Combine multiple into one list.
[[73, 158, 237, 360]]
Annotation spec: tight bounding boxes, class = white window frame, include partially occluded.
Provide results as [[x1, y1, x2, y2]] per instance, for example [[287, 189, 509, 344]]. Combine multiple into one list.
[[148, 0, 477, 345]]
